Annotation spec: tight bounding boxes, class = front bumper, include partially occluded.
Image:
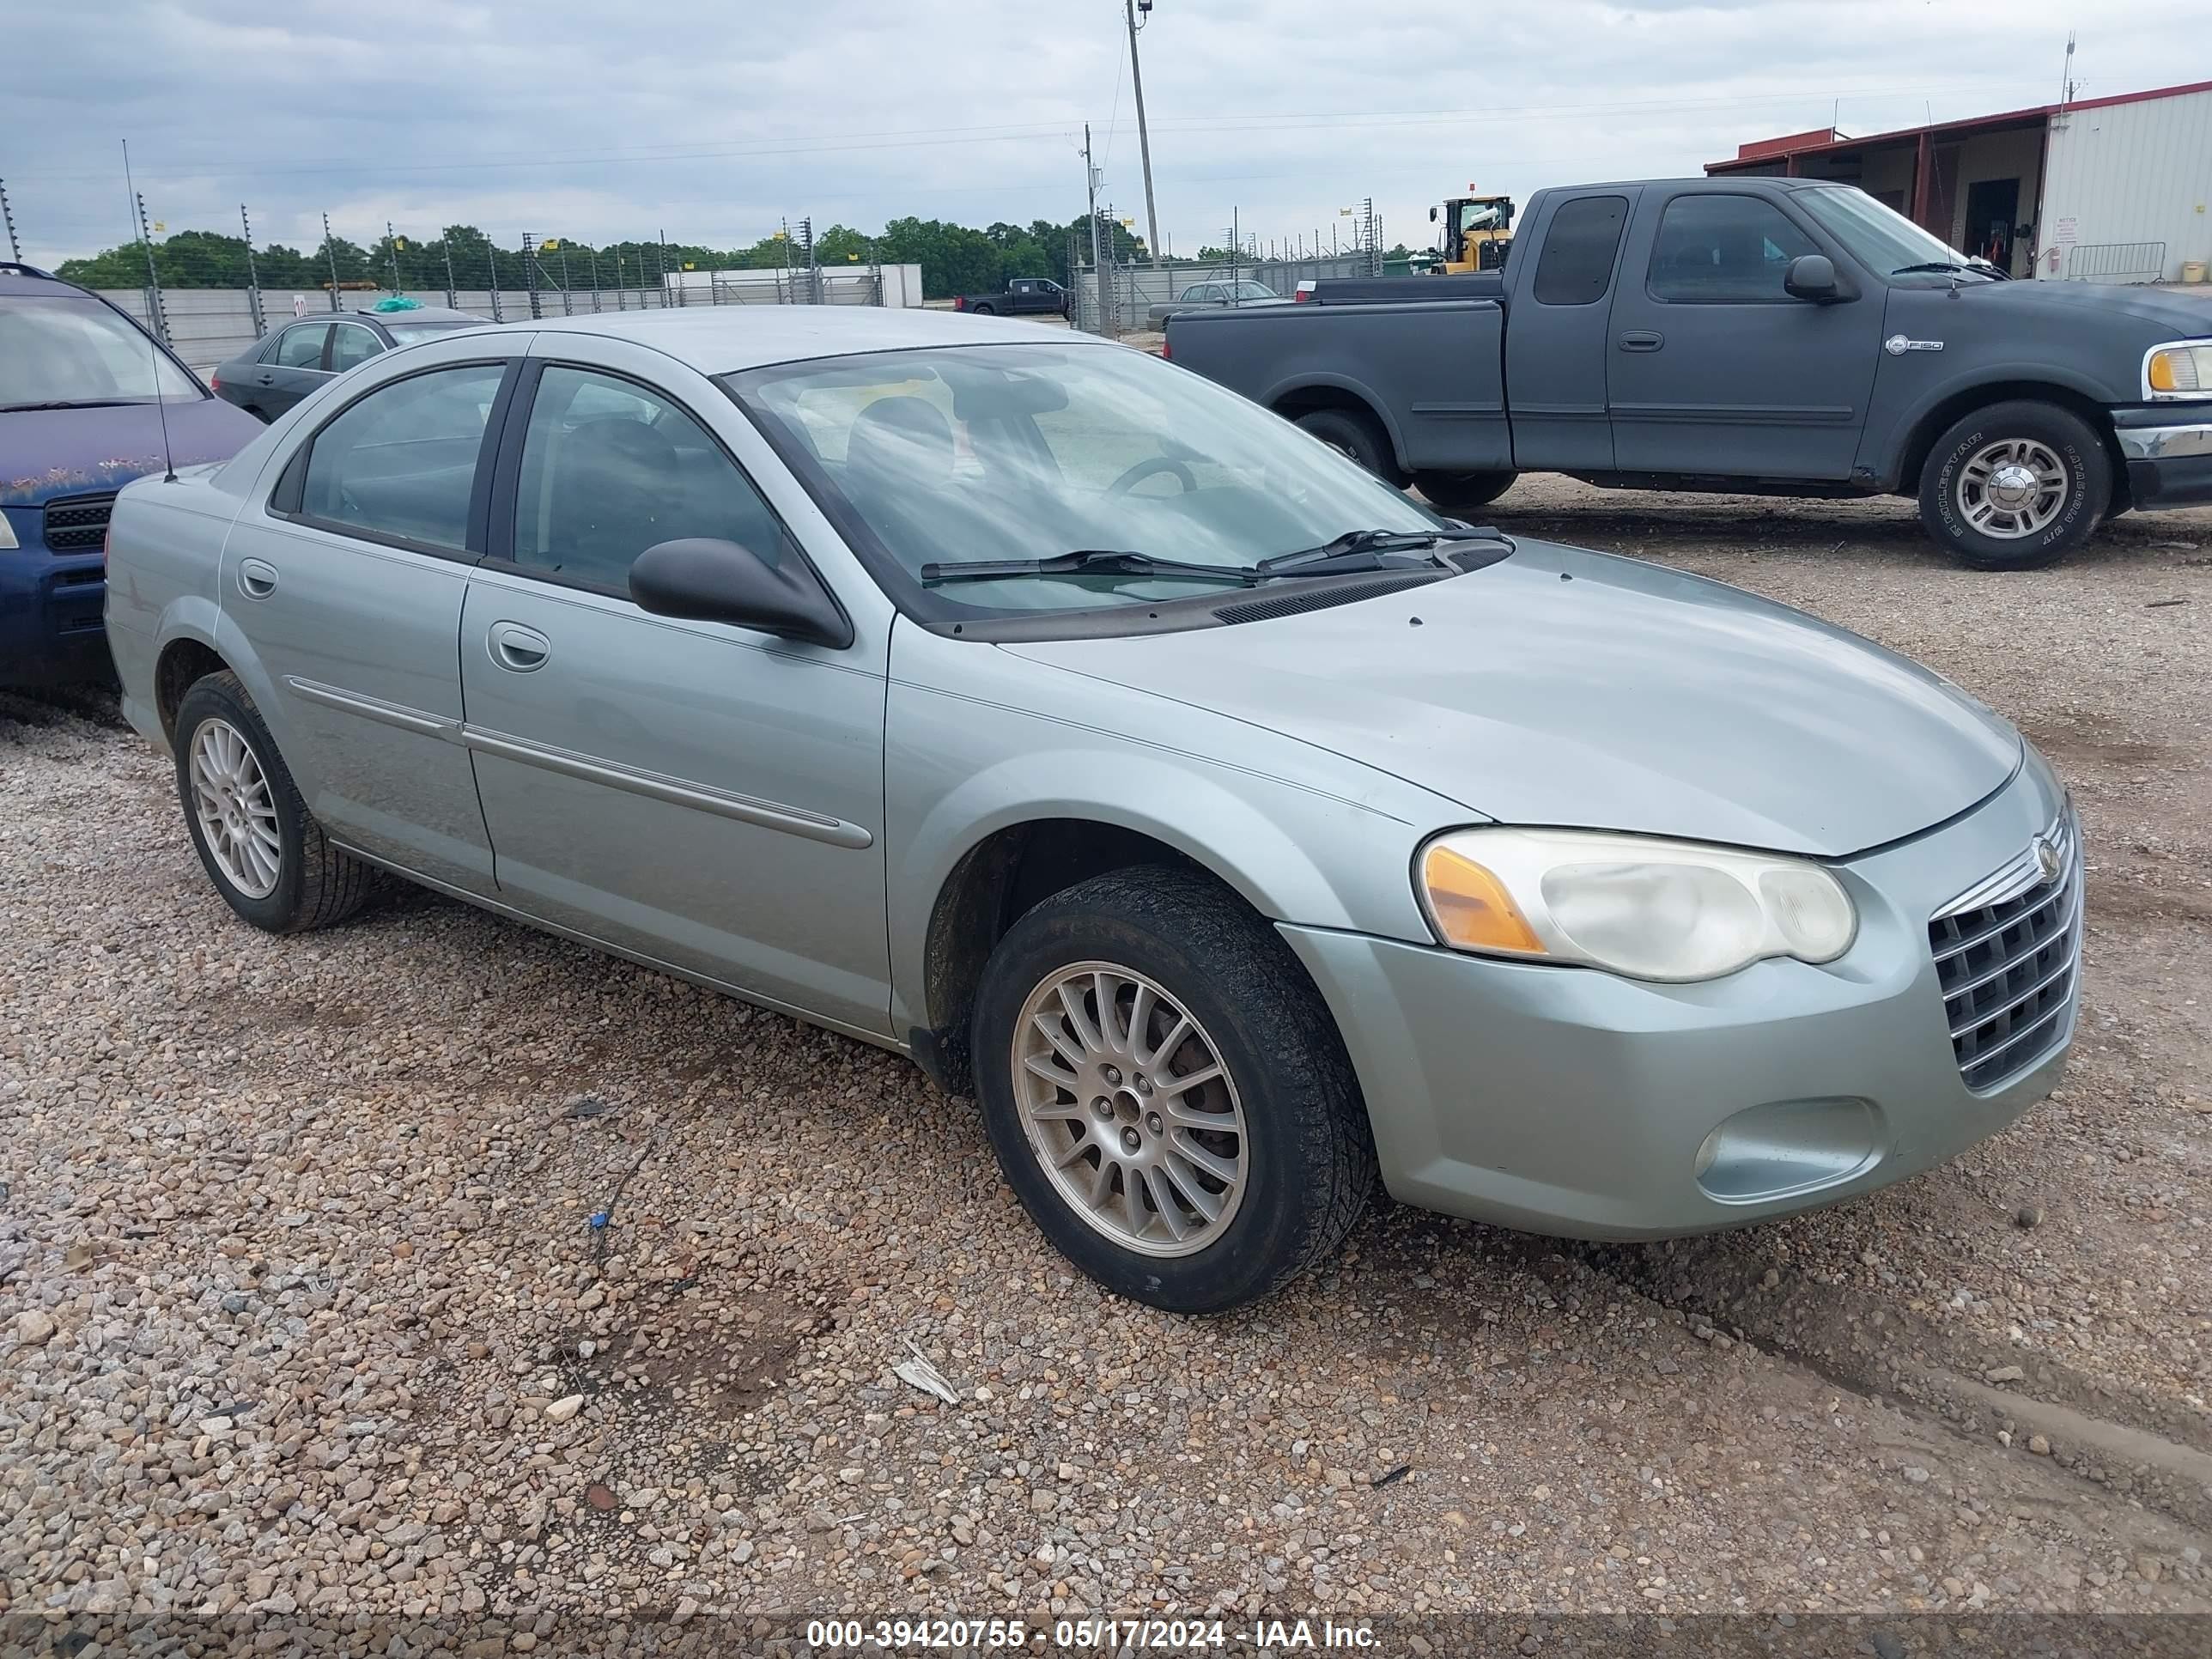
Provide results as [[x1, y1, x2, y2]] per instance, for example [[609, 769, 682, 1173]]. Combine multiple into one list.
[[1, 546, 112, 688], [2114, 414, 2212, 509], [1281, 758, 2075, 1240]]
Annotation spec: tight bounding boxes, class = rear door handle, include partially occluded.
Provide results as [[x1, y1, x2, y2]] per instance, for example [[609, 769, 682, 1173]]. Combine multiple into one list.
[[488, 620, 550, 672], [1618, 331, 1664, 351], [236, 558, 279, 599], [254, 372, 276, 386]]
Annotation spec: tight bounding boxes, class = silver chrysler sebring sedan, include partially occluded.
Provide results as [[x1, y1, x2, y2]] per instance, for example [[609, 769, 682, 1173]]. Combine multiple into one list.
[[105, 307, 2080, 1312]]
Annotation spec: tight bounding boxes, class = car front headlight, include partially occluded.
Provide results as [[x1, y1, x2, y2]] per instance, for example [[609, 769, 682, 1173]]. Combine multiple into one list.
[[1416, 828, 1856, 982], [2145, 341, 2212, 400]]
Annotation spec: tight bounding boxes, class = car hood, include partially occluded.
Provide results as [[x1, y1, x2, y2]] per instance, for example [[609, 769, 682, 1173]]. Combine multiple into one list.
[[1948, 273, 2212, 335], [1000, 541, 2021, 858], [1, 398, 261, 507]]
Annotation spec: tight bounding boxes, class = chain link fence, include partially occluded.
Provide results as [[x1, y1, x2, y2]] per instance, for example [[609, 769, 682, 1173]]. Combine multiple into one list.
[[1070, 253, 1382, 337]]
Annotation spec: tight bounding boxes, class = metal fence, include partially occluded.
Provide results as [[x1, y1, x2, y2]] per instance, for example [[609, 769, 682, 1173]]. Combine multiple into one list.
[[2065, 241, 2168, 283], [1069, 254, 1381, 337]]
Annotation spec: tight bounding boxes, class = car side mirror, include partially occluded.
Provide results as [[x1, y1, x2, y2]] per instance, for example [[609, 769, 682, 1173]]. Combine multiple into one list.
[[629, 538, 853, 648], [1784, 253, 1846, 302]]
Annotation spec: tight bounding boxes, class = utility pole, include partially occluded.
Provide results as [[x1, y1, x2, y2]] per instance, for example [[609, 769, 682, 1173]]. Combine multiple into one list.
[[1124, 0, 1161, 267], [1084, 124, 1106, 334], [240, 204, 264, 338], [322, 211, 341, 311], [0, 178, 19, 263], [386, 220, 402, 293]]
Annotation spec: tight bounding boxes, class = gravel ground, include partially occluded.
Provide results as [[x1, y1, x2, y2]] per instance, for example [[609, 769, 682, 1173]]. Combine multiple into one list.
[[3, 483, 2209, 1646]]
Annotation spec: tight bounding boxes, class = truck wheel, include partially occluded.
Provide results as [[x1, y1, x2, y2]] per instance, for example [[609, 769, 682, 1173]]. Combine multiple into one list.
[[970, 302, 996, 316], [969, 866, 1376, 1314], [1917, 401, 2110, 570], [1294, 408, 1395, 479], [1415, 470, 1518, 517], [173, 671, 374, 933]]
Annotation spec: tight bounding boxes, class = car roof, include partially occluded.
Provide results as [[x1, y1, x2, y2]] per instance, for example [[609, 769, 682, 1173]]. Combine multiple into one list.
[[348, 305, 485, 325], [0, 264, 100, 300], [445, 305, 1114, 374]]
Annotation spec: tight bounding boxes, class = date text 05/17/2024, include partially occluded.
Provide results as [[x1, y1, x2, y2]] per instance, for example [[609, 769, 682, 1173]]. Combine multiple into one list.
[[804, 1618, 1379, 1650]]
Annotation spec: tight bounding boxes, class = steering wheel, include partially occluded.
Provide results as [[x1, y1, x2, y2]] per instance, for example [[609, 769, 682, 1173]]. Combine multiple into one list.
[[1105, 456, 1198, 497]]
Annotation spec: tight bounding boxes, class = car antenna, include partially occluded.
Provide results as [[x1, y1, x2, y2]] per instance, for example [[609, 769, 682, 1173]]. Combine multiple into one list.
[[122, 139, 177, 483]]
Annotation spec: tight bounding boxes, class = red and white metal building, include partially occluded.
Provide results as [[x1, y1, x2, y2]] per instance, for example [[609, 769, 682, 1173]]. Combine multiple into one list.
[[1709, 79, 2212, 284]]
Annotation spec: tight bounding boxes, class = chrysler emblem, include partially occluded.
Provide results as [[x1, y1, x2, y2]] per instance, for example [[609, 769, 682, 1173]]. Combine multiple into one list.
[[2033, 836, 2063, 883]]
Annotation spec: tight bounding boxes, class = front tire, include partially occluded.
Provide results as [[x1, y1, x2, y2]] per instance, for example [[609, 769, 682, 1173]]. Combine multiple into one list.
[[1917, 400, 2110, 569], [173, 671, 373, 933], [1414, 469, 1518, 517], [971, 867, 1376, 1313]]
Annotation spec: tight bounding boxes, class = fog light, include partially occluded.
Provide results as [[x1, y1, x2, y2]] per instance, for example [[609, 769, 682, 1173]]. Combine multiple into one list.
[[1693, 1097, 1883, 1205]]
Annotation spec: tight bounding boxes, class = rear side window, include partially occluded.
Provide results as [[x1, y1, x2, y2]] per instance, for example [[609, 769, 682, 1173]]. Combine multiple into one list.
[[328, 323, 380, 373], [299, 363, 505, 552], [273, 324, 328, 369], [1531, 196, 1629, 306], [1649, 194, 1820, 301]]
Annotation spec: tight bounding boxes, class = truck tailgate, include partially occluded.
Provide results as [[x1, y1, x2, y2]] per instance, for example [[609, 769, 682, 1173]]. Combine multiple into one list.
[[1169, 299, 1509, 474]]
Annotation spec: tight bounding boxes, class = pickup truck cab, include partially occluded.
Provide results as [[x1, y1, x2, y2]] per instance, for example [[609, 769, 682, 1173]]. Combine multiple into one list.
[[1167, 179, 2212, 568], [951, 277, 1070, 319]]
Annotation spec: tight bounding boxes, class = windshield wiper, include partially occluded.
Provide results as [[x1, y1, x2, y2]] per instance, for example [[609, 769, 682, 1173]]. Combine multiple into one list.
[[1889, 260, 1996, 278], [921, 549, 1261, 586], [1258, 526, 1502, 574], [0, 398, 147, 413]]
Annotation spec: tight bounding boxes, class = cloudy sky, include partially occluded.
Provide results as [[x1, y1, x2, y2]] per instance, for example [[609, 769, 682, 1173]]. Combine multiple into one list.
[[7, 0, 2206, 267]]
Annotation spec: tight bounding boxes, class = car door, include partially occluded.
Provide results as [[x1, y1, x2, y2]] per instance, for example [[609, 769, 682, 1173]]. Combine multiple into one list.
[[459, 343, 894, 1038], [252, 320, 331, 416], [1606, 187, 1883, 480], [219, 340, 525, 893], [1504, 190, 1636, 473], [1010, 279, 1040, 313]]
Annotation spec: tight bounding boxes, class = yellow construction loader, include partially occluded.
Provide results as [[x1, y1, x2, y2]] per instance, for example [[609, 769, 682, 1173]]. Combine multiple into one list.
[[1424, 193, 1515, 273]]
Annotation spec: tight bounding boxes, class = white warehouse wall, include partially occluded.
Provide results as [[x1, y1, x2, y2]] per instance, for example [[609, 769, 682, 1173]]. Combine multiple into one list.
[[2038, 88, 2212, 282]]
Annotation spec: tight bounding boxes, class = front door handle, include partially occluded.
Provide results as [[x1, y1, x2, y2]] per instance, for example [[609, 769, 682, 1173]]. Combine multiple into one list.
[[1618, 330, 1664, 351], [236, 558, 279, 599], [488, 620, 550, 672]]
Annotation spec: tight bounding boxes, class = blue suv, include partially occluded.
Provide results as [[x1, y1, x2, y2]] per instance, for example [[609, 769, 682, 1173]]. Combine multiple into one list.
[[2, 264, 260, 687]]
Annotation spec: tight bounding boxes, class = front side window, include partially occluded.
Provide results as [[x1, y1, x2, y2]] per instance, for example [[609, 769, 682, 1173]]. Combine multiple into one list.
[[509, 365, 785, 592], [726, 343, 1443, 619], [1231, 281, 1278, 301], [328, 325, 381, 373], [273, 324, 328, 369], [299, 362, 505, 551], [1648, 195, 1820, 301], [0, 293, 202, 406], [1531, 195, 1630, 306]]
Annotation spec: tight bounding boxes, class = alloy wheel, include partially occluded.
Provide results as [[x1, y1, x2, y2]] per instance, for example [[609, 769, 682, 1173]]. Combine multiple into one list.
[[1011, 961, 1249, 1257], [1955, 438, 2069, 538], [189, 717, 283, 899]]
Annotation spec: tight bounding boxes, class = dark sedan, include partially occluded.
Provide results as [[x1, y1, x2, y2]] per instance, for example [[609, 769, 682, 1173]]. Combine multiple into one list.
[[210, 305, 487, 421]]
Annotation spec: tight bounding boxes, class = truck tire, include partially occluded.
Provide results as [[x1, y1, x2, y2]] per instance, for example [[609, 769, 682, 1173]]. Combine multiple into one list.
[[1917, 400, 2110, 570], [969, 866, 1376, 1314], [1294, 407, 1395, 479], [969, 301, 996, 316], [1414, 470, 1518, 518]]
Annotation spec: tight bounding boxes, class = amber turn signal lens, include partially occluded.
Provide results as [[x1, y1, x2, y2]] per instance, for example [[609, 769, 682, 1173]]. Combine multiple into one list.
[[1420, 843, 1546, 956], [2149, 353, 2179, 392]]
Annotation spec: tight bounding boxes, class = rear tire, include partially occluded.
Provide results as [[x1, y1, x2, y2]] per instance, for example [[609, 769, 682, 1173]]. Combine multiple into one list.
[[173, 671, 373, 934], [970, 302, 996, 316], [1415, 469, 1518, 517], [970, 866, 1376, 1314], [1293, 407, 1395, 479], [1917, 400, 2109, 569]]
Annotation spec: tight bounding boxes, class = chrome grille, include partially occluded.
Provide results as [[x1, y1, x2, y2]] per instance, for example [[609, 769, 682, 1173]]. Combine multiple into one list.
[[42, 492, 117, 553], [1928, 809, 2080, 1091]]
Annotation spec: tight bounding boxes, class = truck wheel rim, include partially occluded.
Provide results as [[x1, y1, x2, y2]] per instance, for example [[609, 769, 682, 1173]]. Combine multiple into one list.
[[1956, 439, 2068, 539], [1012, 961, 1248, 1258], [189, 718, 283, 899]]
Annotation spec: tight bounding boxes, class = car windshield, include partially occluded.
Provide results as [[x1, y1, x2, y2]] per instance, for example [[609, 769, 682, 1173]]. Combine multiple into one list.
[[1794, 185, 1997, 283], [725, 343, 1445, 617], [0, 292, 202, 406], [1231, 281, 1278, 301]]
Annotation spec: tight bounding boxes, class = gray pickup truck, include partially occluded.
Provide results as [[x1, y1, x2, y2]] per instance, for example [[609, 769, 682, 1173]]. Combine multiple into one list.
[[1165, 178, 2212, 568]]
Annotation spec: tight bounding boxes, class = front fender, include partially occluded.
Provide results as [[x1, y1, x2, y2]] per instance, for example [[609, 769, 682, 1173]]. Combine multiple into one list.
[[882, 671, 1443, 1036]]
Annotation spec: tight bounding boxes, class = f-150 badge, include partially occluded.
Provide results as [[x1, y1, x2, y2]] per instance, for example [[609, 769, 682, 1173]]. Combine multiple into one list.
[[1884, 334, 1945, 356]]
